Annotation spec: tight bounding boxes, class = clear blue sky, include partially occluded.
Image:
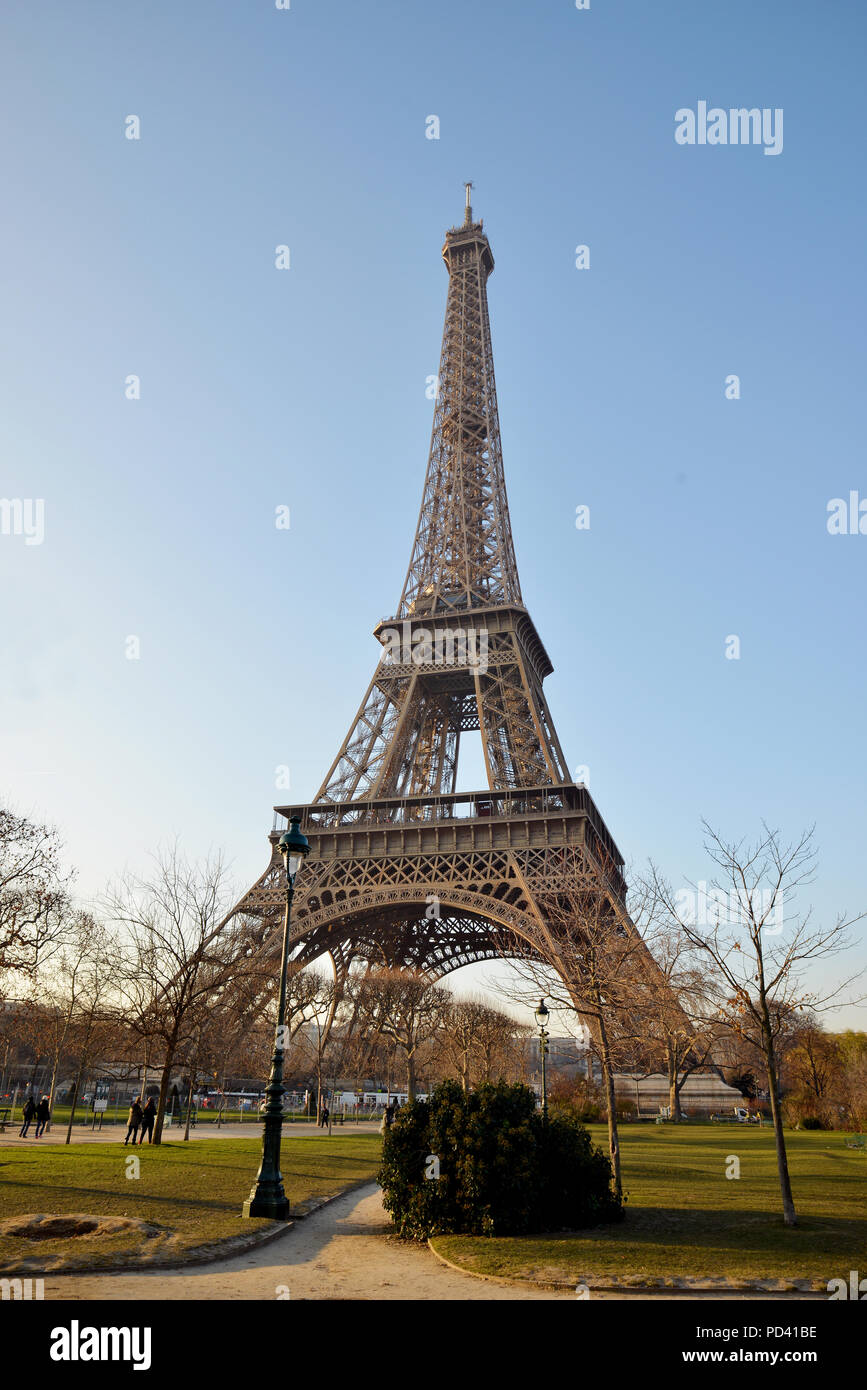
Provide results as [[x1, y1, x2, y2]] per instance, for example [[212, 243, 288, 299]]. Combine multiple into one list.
[[1, 2, 864, 1025]]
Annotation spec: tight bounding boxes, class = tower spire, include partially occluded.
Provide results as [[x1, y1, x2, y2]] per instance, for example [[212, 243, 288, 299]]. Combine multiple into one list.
[[464, 180, 474, 225], [397, 200, 519, 617]]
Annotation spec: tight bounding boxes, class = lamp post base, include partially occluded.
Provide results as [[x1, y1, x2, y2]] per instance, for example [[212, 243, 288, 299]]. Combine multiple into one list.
[[242, 1185, 291, 1221]]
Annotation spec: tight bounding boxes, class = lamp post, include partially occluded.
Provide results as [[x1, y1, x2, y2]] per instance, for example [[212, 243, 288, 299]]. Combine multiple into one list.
[[535, 998, 549, 1123], [242, 816, 310, 1219]]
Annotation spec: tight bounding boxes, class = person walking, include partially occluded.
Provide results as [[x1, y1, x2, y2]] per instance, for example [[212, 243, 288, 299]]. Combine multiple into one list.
[[318, 1103, 330, 1129], [34, 1096, 50, 1138], [124, 1099, 143, 1145], [138, 1097, 156, 1144], [18, 1096, 37, 1138]]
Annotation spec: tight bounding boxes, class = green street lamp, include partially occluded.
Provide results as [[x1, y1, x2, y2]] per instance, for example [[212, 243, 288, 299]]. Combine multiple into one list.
[[242, 816, 310, 1219], [535, 998, 550, 1123]]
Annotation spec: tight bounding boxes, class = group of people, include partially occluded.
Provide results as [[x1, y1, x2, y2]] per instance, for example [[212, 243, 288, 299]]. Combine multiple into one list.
[[124, 1098, 156, 1145], [18, 1095, 50, 1138], [16, 1094, 159, 1142], [18, 1092, 404, 1142]]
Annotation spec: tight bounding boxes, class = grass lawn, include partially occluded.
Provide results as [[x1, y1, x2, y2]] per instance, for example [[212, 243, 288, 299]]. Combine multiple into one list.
[[0, 1133, 382, 1274], [429, 1124, 867, 1288]]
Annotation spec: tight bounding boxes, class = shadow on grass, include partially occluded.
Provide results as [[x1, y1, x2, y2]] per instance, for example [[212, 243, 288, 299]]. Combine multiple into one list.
[[538, 1207, 867, 1255], [4, 1179, 243, 1214]]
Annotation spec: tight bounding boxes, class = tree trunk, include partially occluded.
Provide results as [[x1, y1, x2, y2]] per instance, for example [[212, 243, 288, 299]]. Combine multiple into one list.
[[765, 1049, 797, 1226], [48, 1041, 64, 1111], [597, 1019, 622, 1199], [65, 1067, 84, 1145], [668, 1048, 683, 1122], [153, 1037, 178, 1146], [139, 1042, 150, 1103], [183, 1071, 195, 1142], [406, 1050, 416, 1102], [65, 1010, 96, 1145], [674, 1077, 686, 1121], [47, 1011, 73, 1131]]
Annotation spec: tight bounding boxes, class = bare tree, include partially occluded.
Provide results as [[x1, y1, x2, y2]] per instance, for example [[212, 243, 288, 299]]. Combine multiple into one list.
[[437, 997, 489, 1093], [497, 849, 664, 1199], [107, 844, 257, 1144], [8, 994, 54, 1095], [287, 970, 343, 1121], [474, 1001, 530, 1083], [61, 919, 121, 1143], [627, 885, 725, 1121], [648, 823, 864, 1226], [437, 996, 528, 1092], [0, 804, 72, 980], [35, 912, 109, 1116], [348, 967, 448, 1100]]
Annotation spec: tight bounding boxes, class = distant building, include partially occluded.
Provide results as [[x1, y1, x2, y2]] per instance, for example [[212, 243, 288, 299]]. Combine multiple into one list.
[[527, 1035, 596, 1079], [614, 1072, 746, 1117]]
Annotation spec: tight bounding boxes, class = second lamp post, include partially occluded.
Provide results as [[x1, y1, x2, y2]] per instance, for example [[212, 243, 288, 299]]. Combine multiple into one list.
[[535, 998, 549, 1123]]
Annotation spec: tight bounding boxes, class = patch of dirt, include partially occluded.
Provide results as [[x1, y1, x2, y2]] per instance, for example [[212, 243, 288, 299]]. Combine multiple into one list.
[[0, 1213, 165, 1242]]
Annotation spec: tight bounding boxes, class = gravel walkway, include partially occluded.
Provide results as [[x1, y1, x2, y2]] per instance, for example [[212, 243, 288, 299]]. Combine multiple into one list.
[[45, 1183, 568, 1301], [0, 1120, 378, 1148]]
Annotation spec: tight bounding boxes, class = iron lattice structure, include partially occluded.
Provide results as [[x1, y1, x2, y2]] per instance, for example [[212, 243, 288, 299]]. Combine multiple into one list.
[[313, 196, 568, 807], [228, 195, 650, 992]]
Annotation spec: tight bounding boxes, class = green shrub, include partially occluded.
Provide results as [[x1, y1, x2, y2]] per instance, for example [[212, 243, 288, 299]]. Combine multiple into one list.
[[535, 1114, 624, 1231], [378, 1078, 622, 1240], [799, 1115, 825, 1130]]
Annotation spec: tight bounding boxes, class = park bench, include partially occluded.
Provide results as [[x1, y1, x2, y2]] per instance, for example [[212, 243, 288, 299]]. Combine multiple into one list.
[[166, 1112, 197, 1129], [0, 1107, 10, 1133], [844, 1135, 866, 1151]]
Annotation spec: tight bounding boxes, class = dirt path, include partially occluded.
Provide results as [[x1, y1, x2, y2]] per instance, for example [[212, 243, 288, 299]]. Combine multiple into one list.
[[45, 1184, 568, 1301], [1, 1120, 379, 1149]]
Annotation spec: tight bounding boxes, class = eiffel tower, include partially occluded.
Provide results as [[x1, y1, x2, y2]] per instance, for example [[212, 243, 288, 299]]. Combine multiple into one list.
[[229, 189, 631, 985]]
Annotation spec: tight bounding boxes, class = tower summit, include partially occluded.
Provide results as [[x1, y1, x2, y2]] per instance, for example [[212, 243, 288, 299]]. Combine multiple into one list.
[[400, 189, 516, 617]]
